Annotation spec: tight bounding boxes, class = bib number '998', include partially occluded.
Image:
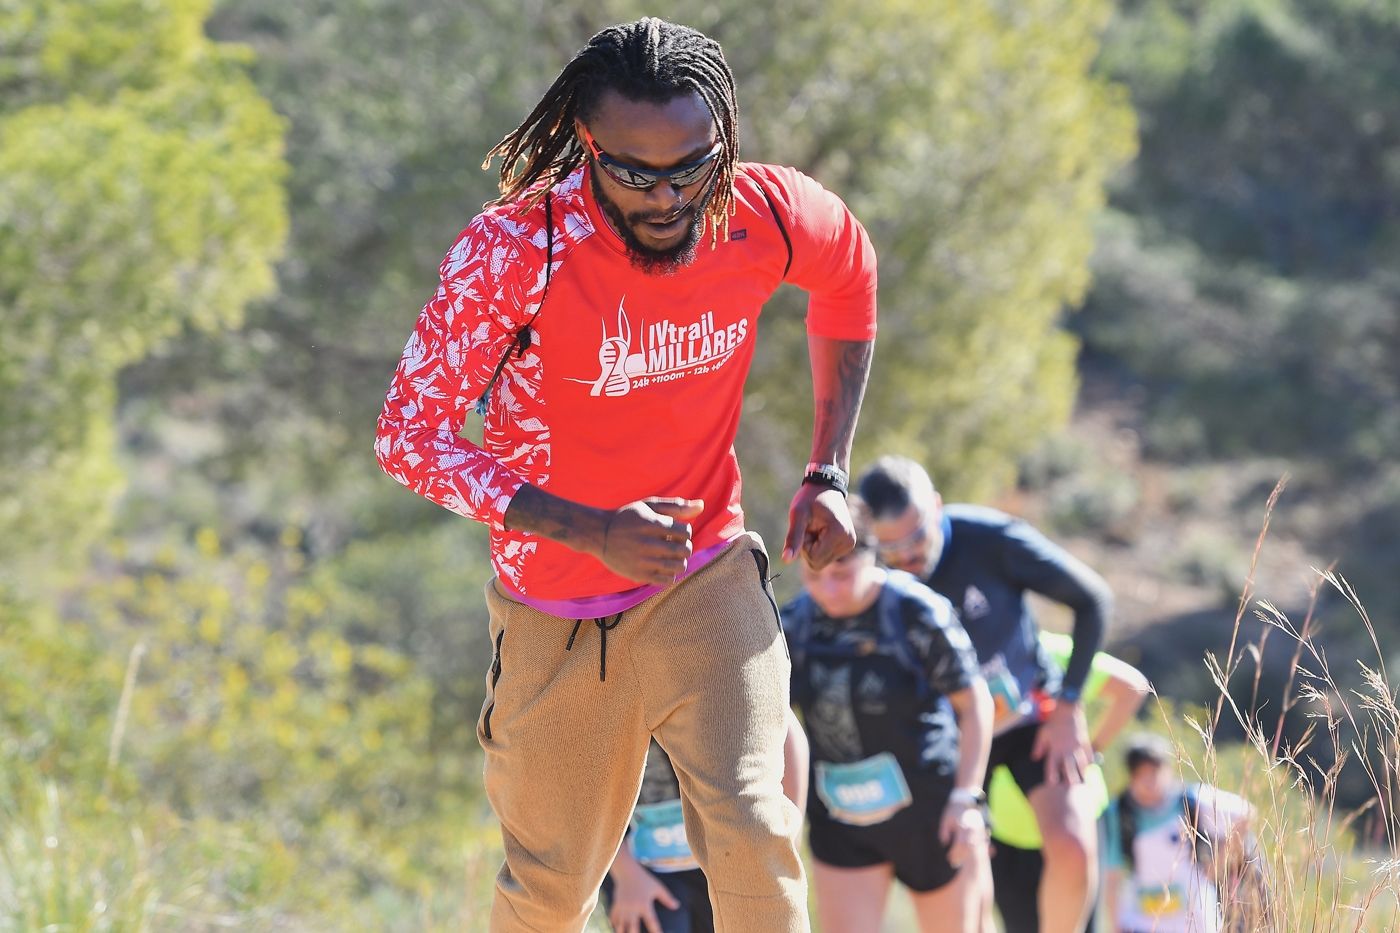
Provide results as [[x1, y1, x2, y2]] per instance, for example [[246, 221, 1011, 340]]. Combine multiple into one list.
[[815, 752, 914, 826], [629, 799, 699, 872]]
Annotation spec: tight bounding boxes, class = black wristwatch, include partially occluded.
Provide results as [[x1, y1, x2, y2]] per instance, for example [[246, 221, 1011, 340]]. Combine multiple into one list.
[[802, 461, 849, 497]]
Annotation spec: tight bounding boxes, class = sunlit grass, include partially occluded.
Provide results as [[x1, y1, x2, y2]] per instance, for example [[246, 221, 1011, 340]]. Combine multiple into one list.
[[1135, 478, 1400, 931], [3, 483, 1397, 930]]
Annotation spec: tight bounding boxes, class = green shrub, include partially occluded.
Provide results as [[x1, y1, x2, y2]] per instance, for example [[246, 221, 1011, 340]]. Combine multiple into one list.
[[0, 525, 483, 930]]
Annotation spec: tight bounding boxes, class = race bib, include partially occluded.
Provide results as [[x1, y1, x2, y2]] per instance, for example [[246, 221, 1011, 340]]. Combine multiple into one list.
[[629, 799, 699, 872], [815, 752, 913, 826], [982, 654, 1025, 724], [1137, 883, 1185, 917]]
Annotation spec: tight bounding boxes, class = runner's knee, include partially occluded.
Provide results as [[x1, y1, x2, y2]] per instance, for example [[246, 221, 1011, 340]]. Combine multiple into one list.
[[1041, 826, 1093, 876]]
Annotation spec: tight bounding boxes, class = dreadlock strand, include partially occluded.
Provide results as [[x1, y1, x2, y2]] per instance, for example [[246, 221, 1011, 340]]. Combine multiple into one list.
[[484, 56, 589, 204], [688, 83, 734, 245], [672, 53, 739, 243], [639, 17, 662, 78], [484, 18, 742, 230]]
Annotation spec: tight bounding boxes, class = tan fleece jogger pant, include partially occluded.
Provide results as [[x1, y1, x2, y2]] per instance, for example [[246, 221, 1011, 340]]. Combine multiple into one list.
[[477, 532, 808, 932]]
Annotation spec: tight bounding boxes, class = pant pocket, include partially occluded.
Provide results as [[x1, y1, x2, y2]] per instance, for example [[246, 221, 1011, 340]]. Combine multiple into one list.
[[481, 626, 505, 741], [749, 547, 788, 657]]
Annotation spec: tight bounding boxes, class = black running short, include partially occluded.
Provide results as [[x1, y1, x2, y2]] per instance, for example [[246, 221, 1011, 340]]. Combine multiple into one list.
[[987, 720, 1048, 797], [990, 841, 1043, 932], [807, 777, 961, 893]]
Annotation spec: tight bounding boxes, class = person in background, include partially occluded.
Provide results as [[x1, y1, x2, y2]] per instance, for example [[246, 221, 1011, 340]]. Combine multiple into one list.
[[859, 455, 1113, 933], [602, 714, 810, 933], [783, 497, 994, 933], [988, 632, 1151, 932], [1103, 735, 1262, 933]]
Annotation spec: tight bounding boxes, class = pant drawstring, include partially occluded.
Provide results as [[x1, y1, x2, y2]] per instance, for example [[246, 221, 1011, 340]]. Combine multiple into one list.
[[594, 613, 622, 681], [563, 613, 623, 681]]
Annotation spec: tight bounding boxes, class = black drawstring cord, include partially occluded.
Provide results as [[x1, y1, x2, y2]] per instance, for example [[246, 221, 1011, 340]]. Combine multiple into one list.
[[594, 613, 622, 681], [563, 613, 623, 681]]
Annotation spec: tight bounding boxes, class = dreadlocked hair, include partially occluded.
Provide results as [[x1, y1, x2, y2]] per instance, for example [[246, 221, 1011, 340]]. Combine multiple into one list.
[[483, 17, 741, 244]]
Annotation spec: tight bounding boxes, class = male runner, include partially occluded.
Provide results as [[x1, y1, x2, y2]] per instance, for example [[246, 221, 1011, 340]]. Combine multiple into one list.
[[376, 18, 876, 932], [988, 632, 1150, 932], [1103, 735, 1261, 933], [858, 456, 1112, 932]]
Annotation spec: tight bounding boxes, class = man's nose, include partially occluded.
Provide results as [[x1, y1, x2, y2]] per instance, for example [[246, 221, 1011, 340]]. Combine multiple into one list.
[[642, 181, 683, 209]]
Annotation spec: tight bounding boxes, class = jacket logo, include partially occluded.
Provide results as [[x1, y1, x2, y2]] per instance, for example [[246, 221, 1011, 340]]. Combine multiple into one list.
[[962, 585, 991, 620], [566, 297, 749, 398]]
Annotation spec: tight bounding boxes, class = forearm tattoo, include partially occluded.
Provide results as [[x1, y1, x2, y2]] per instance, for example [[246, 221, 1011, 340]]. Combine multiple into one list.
[[504, 484, 592, 545], [813, 339, 874, 467]]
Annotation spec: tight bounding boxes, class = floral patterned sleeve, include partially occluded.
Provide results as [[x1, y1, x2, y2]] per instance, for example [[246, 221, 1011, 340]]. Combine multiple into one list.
[[374, 211, 548, 531]]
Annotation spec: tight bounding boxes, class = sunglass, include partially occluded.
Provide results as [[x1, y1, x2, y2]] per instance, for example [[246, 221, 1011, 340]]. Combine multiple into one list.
[[580, 124, 722, 192], [875, 513, 933, 561]]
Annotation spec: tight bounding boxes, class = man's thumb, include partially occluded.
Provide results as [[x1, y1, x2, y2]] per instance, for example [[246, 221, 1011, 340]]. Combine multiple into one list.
[[650, 498, 704, 518]]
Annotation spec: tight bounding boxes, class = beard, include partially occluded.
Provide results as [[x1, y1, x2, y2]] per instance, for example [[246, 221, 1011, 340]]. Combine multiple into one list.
[[590, 170, 716, 276]]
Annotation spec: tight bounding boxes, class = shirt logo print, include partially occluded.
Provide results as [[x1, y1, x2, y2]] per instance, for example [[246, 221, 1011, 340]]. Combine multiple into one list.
[[566, 296, 750, 397], [963, 585, 991, 620], [583, 300, 646, 397]]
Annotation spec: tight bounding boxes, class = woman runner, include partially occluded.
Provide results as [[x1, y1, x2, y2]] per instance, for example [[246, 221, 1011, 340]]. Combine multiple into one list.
[[783, 497, 994, 933]]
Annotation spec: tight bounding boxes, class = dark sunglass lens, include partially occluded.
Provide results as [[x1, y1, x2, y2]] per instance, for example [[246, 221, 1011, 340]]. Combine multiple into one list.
[[606, 165, 657, 190], [600, 150, 716, 190], [671, 165, 707, 186]]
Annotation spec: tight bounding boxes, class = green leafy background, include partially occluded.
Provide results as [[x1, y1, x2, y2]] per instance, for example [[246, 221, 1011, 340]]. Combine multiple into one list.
[[2, 0, 1396, 927]]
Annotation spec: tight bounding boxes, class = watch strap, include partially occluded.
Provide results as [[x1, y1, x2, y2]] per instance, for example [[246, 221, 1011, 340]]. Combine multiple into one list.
[[802, 461, 849, 496], [948, 786, 988, 807]]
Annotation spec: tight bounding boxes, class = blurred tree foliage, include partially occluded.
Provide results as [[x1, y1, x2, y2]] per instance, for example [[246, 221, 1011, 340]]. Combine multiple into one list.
[[0, 533, 480, 928], [727, 0, 1136, 511], [0, 0, 1136, 924], [1088, 0, 1399, 460], [0, 0, 288, 587], [1082, 0, 1400, 629], [131, 0, 1136, 629]]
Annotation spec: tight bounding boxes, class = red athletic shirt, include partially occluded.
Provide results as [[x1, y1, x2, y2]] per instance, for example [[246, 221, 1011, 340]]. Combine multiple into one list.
[[375, 162, 877, 600]]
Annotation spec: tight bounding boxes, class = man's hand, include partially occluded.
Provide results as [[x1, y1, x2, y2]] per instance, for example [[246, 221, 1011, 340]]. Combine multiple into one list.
[[939, 799, 988, 870], [607, 857, 681, 933], [597, 498, 704, 586], [782, 484, 855, 568], [1032, 700, 1092, 785]]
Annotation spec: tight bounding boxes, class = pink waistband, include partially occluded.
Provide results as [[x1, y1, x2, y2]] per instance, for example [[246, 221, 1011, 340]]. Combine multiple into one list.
[[499, 537, 735, 620]]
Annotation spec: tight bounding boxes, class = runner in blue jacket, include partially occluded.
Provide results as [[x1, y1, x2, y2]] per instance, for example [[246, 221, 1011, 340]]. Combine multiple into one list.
[[859, 455, 1113, 933]]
